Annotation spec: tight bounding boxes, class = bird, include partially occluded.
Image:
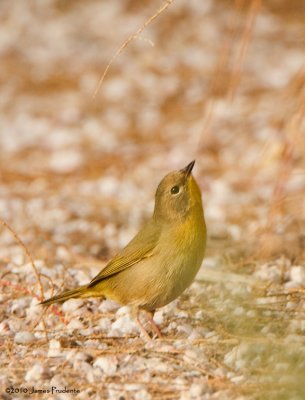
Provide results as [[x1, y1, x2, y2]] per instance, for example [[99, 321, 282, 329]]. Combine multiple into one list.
[[40, 160, 206, 339]]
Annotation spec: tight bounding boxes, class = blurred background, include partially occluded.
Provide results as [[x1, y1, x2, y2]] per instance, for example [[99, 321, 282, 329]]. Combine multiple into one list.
[[0, 0, 304, 261], [0, 0, 305, 398]]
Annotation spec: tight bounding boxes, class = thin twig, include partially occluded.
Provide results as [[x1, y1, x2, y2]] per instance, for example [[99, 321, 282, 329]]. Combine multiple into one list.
[[229, 0, 261, 100], [92, 0, 175, 99], [0, 219, 44, 300]]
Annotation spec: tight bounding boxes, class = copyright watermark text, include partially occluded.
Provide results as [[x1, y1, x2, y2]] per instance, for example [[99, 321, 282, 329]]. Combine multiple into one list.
[[5, 386, 80, 395]]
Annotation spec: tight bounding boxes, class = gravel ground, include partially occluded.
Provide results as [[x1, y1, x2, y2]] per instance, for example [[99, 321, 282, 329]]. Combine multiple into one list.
[[0, 1, 305, 399]]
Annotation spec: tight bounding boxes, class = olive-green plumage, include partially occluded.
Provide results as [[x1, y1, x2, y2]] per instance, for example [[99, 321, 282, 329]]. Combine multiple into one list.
[[41, 160, 206, 338]]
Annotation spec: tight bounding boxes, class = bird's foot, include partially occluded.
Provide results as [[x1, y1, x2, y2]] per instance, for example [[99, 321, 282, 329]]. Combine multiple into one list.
[[133, 308, 163, 340]]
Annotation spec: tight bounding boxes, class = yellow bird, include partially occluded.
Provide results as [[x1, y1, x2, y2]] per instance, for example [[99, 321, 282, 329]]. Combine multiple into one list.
[[41, 161, 206, 339]]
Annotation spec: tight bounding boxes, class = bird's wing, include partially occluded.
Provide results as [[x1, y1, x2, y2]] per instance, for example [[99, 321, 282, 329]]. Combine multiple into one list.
[[88, 219, 160, 287]]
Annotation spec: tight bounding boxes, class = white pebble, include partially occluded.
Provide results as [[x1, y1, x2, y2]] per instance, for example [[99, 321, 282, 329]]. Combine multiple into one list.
[[254, 263, 282, 282], [189, 383, 205, 396], [26, 297, 41, 319], [75, 269, 91, 285], [98, 317, 112, 331], [9, 319, 26, 333], [97, 176, 119, 196], [188, 329, 204, 341], [156, 344, 176, 353], [48, 149, 83, 173], [84, 340, 107, 350], [67, 318, 84, 331], [125, 384, 145, 391], [153, 310, 164, 325], [134, 389, 151, 400], [14, 331, 36, 344], [25, 364, 47, 381], [56, 246, 71, 261], [65, 349, 77, 362], [73, 361, 95, 383], [289, 265, 305, 285], [184, 349, 208, 364], [98, 299, 120, 312], [74, 352, 93, 363], [177, 324, 193, 335], [141, 357, 169, 373], [111, 315, 138, 335], [224, 344, 248, 369], [62, 298, 83, 313], [93, 356, 118, 376], [274, 363, 290, 372], [124, 385, 151, 400], [47, 339, 61, 357], [79, 328, 94, 336], [231, 375, 245, 384], [116, 305, 131, 316], [233, 307, 245, 316], [284, 281, 303, 290], [11, 253, 24, 265], [227, 224, 241, 240]]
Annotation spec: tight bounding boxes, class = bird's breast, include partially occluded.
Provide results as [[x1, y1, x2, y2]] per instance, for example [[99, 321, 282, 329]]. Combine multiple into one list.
[[148, 212, 206, 308]]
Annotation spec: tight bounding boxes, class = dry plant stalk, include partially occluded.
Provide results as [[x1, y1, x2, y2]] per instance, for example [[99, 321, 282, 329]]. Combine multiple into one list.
[[228, 0, 261, 100], [92, 0, 175, 99], [0, 219, 50, 340], [269, 73, 305, 219], [196, 0, 260, 155], [0, 218, 44, 299]]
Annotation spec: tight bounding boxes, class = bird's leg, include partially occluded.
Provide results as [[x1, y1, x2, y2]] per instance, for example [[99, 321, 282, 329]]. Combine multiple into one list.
[[132, 307, 152, 341], [145, 310, 163, 339]]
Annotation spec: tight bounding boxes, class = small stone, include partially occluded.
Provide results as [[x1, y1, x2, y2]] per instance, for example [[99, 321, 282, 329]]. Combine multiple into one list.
[[188, 328, 204, 341], [93, 356, 118, 376], [177, 324, 193, 335], [48, 149, 83, 173], [98, 317, 111, 331], [74, 352, 93, 363], [254, 263, 282, 282], [79, 328, 94, 336], [65, 349, 77, 362], [62, 298, 83, 313], [25, 364, 48, 381], [134, 389, 152, 400], [98, 299, 120, 312], [47, 339, 61, 357], [189, 383, 205, 396], [14, 331, 36, 344], [224, 345, 246, 369], [153, 310, 164, 325], [75, 269, 91, 285], [73, 361, 95, 383], [67, 318, 84, 331], [11, 253, 24, 265], [56, 246, 71, 261], [116, 305, 131, 316], [26, 297, 41, 319], [156, 344, 176, 353], [231, 375, 245, 384], [184, 349, 208, 364], [289, 266, 305, 285], [124, 385, 151, 400], [233, 307, 245, 316], [111, 315, 138, 335]]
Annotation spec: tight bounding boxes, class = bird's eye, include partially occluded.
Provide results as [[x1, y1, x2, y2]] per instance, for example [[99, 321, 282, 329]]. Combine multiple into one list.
[[170, 185, 180, 195]]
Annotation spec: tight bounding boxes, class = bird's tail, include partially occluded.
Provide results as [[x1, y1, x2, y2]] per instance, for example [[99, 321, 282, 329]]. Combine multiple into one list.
[[40, 285, 92, 306]]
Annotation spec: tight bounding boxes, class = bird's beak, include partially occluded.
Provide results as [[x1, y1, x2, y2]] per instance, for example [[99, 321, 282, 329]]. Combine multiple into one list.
[[181, 160, 195, 178]]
